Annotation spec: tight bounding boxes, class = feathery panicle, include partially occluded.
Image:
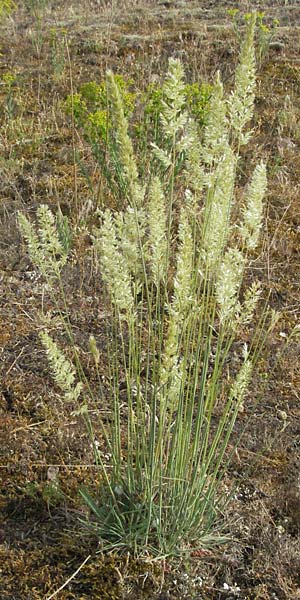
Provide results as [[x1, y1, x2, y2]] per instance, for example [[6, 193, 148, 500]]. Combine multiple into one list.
[[230, 345, 252, 406], [159, 207, 194, 404], [40, 331, 83, 402], [159, 317, 182, 421], [151, 58, 187, 169], [184, 119, 205, 196], [37, 205, 65, 256], [165, 358, 183, 413], [269, 308, 281, 330], [157, 316, 183, 467], [161, 317, 179, 386], [148, 176, 167, 286], [18, 212, 45, 272], [158, 208, 193, 408], [160, 58, 187, 139], [202, 72, 228, 165], [18, 205, 68, 279], [216, 248, 245, 324], [184, 188, 201, 221], [239, 281, 262, 325], [106, 71, 143, 207], [96, 210, 134, 315], [115, 206, 146, 281], [151, 144, 172, 170], [202, 144, 236, 271], [228, 13, 256, 145], [240, 161, 267, 250], [173, 207, 194, 319]]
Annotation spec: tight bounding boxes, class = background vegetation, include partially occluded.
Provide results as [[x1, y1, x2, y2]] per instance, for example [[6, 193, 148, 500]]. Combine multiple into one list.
[[0, 1, 299, 599]]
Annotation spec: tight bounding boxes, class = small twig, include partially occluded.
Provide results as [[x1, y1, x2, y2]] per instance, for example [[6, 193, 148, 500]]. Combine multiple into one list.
[[6, 348, 25, 376], [11, 420, 46, 434], [45, 554, 91, 600]]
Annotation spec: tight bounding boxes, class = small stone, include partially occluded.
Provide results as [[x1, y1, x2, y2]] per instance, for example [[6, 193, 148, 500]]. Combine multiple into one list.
[[277, 409, 287, 421]]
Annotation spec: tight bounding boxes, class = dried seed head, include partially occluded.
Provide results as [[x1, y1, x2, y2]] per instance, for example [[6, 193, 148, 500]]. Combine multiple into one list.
[[216, 248, 245, 324], [240, 161, 267, 250], [96, 210, 134, 315]]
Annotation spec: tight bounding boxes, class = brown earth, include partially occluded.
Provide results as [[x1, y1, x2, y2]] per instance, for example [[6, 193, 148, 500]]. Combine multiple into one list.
[[0, 1, 300, 599]]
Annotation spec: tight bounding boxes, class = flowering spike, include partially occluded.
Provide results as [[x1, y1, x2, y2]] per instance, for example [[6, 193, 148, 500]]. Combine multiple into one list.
[[202, 71, 228, 164], [173, 207, 194, 318], [228, 13, 256, 145], [202, 144, 236, 271], [160, 58, 187, 138], [215, 248, 245, 324], [95, 210, 134, 315], [148, 176, 167, 286], [240, 161, 267, 250], [230, 349, 252, 407], [40, 331, 82, 402], [106, 71, 143, 207], [18, 205, 68, 280]]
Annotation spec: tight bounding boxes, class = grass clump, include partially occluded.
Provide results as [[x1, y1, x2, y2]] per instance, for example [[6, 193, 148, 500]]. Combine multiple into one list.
[[18, 13, 278, 559]]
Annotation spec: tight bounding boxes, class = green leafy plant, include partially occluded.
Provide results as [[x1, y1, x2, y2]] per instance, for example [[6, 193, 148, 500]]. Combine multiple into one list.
[[228, 9, 279, 66], [25, 479, 64, 509], [65, 76, 212, 200], [2, 70, 17, 120], [65, 76, 136, 200], [227, 8, 241, 41], [19, 14, 286, 558], [0, 0, 15, 17], [256, 12, 279, 65], [65, 77, 135, 141], [185, 81, 213, 124]]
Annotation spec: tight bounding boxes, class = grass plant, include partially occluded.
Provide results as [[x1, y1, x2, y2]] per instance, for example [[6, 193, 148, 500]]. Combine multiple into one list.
[[49, 27, 66, 81], [18, 13, 279, 559]]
